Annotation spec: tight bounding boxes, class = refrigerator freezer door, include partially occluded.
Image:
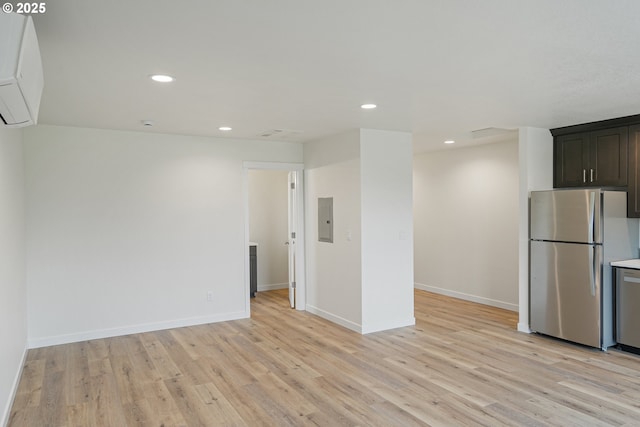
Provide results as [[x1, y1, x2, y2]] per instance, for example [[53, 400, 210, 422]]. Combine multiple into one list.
[[530, 240, 602, 348], [530, 189, 601, 244]]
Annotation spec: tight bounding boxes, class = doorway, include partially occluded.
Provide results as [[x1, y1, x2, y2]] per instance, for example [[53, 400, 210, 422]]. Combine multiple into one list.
[[243, 162, 305, 315]]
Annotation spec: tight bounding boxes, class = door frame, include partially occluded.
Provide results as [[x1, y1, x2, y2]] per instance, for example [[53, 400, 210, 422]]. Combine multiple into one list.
[[243, 161, 306, 314]]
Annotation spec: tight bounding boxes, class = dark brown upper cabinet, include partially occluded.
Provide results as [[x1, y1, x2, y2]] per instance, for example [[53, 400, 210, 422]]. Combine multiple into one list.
[[554, 132, 590, 187], [588, 126, 627, 186], [627, 125, 640, 217], [552, 114, 640, 217], [553, 120, 632, 188]]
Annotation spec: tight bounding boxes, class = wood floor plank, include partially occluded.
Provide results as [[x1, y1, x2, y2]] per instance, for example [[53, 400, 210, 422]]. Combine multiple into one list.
[[306, 375, 388, 424], [87, 373, 128, 427], [198, 347, 259, 388], [483, 400, 550, 427], [142, 379, 188, 426], [108, 355, 146, 405], [540, 382, 640, 425], [37, 369, 67, 426], [138, 337, 183, 380], [85, 339, 109, 361], [163, 376, 219, 426], [193, 382, 246, 425], [11, 358, 45, 409], [9, 289, 640, 426], [370, 400, 438, 427], [88, 358, 113, 378], [65, 353, 91, 406], [66, 402, 89, 427]]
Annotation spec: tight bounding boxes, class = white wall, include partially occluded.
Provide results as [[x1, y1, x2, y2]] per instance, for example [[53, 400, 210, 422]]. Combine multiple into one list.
[[248, 169, 289, 290], [414, 139, 519, 310], [517, 127, 553, 331], [0, 127, 27, 427], [360, 129, 415, 333], [24, 125, 302, 347], [305, 131, 362, 331]]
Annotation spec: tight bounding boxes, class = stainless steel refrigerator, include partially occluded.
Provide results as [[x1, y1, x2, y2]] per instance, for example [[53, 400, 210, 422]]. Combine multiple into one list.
[[530, 189, 638, 349]]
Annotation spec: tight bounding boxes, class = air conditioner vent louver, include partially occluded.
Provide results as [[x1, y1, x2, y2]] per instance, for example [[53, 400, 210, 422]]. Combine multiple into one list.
[[0, 14, 44, 128]]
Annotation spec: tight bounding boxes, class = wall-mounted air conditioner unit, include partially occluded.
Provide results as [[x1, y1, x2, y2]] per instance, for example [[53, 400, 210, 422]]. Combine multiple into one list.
[[0, 13, 44, 128]]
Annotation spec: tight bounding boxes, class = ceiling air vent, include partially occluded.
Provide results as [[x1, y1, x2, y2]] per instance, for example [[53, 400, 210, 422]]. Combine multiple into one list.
[[258, 129, 302, 140], [471, 127, 515, 139]]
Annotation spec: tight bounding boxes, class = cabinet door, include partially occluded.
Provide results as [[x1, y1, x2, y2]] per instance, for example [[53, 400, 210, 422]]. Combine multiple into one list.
[[554, 133, 589, 187], [627, 125, 640, 217], [589, 126, 628, 186]]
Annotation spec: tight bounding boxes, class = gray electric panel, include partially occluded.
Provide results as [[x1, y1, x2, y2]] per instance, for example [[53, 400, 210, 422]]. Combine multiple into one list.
[[318, 197, 333, 243]]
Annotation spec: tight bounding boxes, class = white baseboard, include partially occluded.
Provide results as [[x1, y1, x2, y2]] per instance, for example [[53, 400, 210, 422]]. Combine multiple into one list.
[[414, 282, 518, 312], [517, 322, 532, 333], [257, 283, 288, 291], [2, 345, 28, 427], [361, 317, 416, 335], [28, 310, 249, 349], [306, 305, 362, 334]]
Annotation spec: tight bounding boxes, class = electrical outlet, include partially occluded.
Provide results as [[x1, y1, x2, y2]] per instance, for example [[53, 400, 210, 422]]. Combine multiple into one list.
[[207, 291, 213, 302]]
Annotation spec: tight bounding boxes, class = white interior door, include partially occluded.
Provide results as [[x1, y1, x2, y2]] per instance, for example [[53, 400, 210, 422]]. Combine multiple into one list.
[[287, 171, 297, 308], [244, 161, 305, 316]]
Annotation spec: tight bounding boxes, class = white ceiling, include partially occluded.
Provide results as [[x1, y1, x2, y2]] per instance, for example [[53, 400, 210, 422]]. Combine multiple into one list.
[[31, 0, 640, 152]]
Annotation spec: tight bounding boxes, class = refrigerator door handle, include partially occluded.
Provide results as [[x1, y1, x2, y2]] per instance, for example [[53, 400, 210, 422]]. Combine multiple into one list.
[[588, 191, 596, 243], [589, 245, 598, 297]]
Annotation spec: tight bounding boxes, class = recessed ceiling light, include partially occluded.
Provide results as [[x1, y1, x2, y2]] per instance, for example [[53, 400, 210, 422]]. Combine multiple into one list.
[[361, 104, 377, 109], [141, 120, 154, 127], [219, 126, 232, 131], [150, 74, 175, 83], [444, 140, 455, 144]]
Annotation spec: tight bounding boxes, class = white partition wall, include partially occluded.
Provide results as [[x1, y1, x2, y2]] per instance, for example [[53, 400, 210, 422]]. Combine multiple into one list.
[[0, 127, 27, 427], [517, 127, 553, 332], [305, 131, 363, 330], [305, 129, 414, 333], [360, 129, 414, 333]]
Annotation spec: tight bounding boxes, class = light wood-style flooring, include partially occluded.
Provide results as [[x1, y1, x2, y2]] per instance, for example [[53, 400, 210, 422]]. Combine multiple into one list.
[[8, 289, 640, 426]]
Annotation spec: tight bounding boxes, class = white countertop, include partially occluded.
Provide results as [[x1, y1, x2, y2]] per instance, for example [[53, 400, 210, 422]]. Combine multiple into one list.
[[249, 242, 258, 246], [611, 259, 640, 269]]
